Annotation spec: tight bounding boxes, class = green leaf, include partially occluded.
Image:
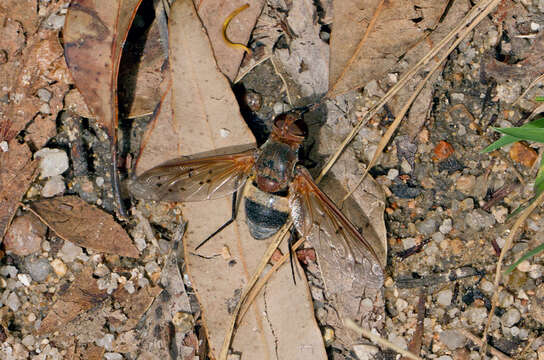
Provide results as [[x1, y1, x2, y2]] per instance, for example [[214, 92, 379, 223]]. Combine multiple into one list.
[[482, 117, 544, 153], [535, 96, 544, 102], [504, 242, 544, 274], [536, 156, 544, 197], [495, 127, 544, 143]]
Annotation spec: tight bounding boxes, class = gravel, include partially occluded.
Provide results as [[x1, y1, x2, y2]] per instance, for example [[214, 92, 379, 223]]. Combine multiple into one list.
[[34, 148, 69, 178], [439, 329, 467, 350], [501, 308, 521, 327], [24, 257, 52, 282]]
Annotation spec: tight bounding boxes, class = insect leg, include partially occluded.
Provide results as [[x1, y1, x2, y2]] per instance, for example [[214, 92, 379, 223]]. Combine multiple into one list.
[[195, 190, 239, 250], [288, 226, 299, 285]]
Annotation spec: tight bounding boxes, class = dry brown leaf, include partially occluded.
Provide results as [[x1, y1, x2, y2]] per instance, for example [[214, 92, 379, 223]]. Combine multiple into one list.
[[133, 0, 327, 358], [328, 0, 452, 97], [63, 0, 142, 136], [0, 11, 70, 238], [195, 0, 265, 82], [118, 0, 170, 118], [66, 343, 105, 360], [37, 267, 109, 335], [111, 285, 162, 332], [30, 196, 139, 258]]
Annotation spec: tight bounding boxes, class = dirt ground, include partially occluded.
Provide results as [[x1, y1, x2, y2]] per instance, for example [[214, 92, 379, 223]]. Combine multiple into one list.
[[1, 0, 544, 359]]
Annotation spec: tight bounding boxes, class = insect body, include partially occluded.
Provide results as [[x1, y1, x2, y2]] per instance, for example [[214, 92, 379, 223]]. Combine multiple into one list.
[[129, 112, 384, 288]]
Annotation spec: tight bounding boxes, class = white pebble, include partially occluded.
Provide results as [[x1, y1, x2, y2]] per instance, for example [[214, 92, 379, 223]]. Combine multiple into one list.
[[17, 274, 32, 287], [387, 168, 399, 180], [34, 148, 69, 178], [219, 128, 231, 138], [41, 175, 65, 197], [0, 141, 8, 152]]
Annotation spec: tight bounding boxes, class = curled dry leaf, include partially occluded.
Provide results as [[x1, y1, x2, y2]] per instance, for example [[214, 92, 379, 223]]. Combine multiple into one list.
[[37, 267, 109, 335], [30, 196, 139, 258], [63, 0, 142, 136]]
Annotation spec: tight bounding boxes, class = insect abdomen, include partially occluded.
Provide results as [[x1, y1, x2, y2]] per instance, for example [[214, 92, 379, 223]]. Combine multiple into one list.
[[244, 183, 289, 240]]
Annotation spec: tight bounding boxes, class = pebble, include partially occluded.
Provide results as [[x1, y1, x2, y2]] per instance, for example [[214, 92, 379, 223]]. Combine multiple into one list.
[[97, 273, 120, 294], [387, 168, 399, 180], [17, 274, 32, 287], [45, 13, 65, 29], [36, 88, 52, 102], [25, 257, 52, 282], [456, 175, 476, 194], [7, 292, 21, 311], [517, 260, 531, 272], [96, 176, 105, 187], [437, 289, 453, 307], [94, 263, 111, 277], [439, 218, 453, 234], [501, 308, 521, 327], [58, 241, 83, 263], [104, 353, 123, 360], [353, 344, 379, 360], [41, 175, 65, 197], [432, 232, 445, 243], [21, 335, 35, 349], [0, 140, 8, 152], [50, 259, 67, 277], [465, 209, 495, 231], [437, 356, 453, 360], [529, 265, 544, 279], [3, 214, 46, 256], [388, 333, 407, 350], [96, 334, 115, 351], [396, 298, 408, 312], [402, 237, 417, 250], [400, 158, 412, 173], [491, 205, 508, 224], [467, 307, 487, 326], [34, 148, 69, 178], [440, 329, 467, 350], [498, 291, 514, 308], [416, 218, 438, 235], [0, 265, 18, 278]]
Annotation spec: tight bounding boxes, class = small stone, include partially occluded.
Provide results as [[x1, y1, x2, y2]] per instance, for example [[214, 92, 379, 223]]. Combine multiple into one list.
[[96, 334, 114, 351], [22, 335, 35, 349], [437, 356, 453, 360], [433, 141, 455, 161], [456, 175, 476, 194], [96, 176, 105, 187], [491, 206, 508, 224], [219, 128, 231, 138], [28, 313, 36, 322], [273, 102, 290, 115], [7, 292, 21, 311], [460, 198, 474, 211], [36, 88, 52, 102], [34, 148, 69, 178], [498, 291, 514, 308], [4, 214, 46, 256], [440, 329, 467, 350], [50, 259, 67, 277], [517, 260, 531, 272], [400, 158, 412, 173], [45, 13, 65, 29], [437, 289, 453, 307], [25, 257, 52, 282], [41, 175, 65, 197], [94, 263, 110, 277], [0, 265, 18, 278], [172, 312, 194, 333], [529, 265, 544, 279], [396, 298, 408, 312], [39, 103, 51, 114], [387, 168, 399, 180], [402, 237, 417, 250], [510, 142, 538, 168], [388, 333, 407, 350], [17, 274, 32, 286], [501, 308, 521, 327], [416, 218, 438, 235], [0, 141, 8, 152], [451, 93, 465, 102], [97, 273, 120, 294], [353, 344, 379, 360], [58, 241, 83, 263], [322, 326, 335, 347], [104, 352, 123, 360], [467, 307, 487, 326], [439, 218, 453, 234], [124, 281, 135, 294], [432, 232, 445, 243], [465, 209, 495, 231]]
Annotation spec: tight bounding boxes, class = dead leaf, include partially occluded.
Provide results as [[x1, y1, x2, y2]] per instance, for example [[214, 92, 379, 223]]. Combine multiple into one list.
[[328, 0, 454, 97], [195, 0, 265, 82], [66, 343, 105, 360], [111, 285, 162, 332], [63, 0, 142, 136], [118, 0, 170, 118], [30, 196, 139, 258], [133, 0, 327, 358], [37, 267, 109, 335]]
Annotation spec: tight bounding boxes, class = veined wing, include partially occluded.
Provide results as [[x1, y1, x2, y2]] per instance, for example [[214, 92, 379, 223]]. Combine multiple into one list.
[[129, 149, 258, 202], [289, 166, 384, 289]]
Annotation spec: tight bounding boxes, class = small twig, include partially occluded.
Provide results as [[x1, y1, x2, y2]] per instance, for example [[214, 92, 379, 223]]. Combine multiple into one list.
[[400, 289, 426, 360], [458, 328, 512, 360], [480, 190, 544, 356], [270, 56, 293, 106], [344, 318, 421, 360]]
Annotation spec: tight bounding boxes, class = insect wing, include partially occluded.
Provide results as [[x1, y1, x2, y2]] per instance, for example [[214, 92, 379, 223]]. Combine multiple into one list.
[[289, 166, 384, 289], [130, 149, 258, 202]]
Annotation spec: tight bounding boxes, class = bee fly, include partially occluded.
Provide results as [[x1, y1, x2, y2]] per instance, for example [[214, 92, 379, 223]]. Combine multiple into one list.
[[129, 111, 384, 288]]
